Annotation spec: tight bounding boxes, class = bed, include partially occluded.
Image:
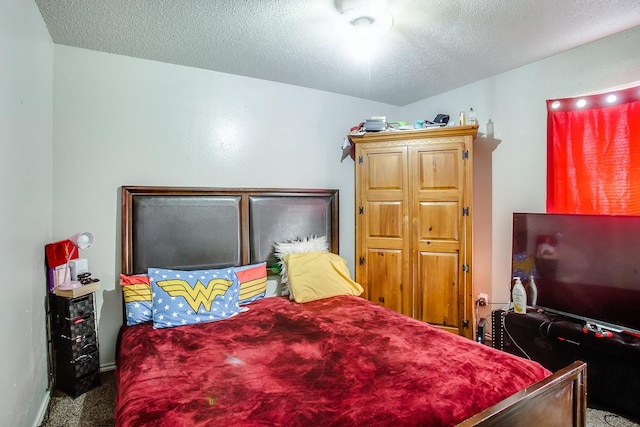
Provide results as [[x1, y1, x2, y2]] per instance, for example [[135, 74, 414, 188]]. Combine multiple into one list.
[[116, 186, 586, 426]]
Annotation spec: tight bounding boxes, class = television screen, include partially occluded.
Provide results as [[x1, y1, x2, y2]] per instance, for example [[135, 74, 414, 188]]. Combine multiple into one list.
[[511, 213, 640, 335]]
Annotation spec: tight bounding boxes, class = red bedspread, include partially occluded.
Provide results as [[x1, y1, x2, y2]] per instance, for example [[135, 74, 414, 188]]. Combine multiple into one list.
[[115, 296, 550, 426]]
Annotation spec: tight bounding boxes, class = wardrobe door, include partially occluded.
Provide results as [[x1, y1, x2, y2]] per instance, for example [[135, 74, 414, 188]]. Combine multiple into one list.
[[410, 141, 468, 336], [355, 145, 411, 316]]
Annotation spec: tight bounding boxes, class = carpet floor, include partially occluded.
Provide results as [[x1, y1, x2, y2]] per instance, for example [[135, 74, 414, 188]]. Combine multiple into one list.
[[39, 370, 637, 426], [39, 371, 116, 427]]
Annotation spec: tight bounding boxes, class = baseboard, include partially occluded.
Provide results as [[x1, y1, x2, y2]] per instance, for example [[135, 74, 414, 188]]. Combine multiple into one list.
[[33, 389, 51, 427], [100, 362, 116, 372]]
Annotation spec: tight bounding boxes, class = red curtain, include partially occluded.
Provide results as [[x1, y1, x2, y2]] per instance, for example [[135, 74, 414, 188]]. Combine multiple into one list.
[[547, 85, 640, 214]]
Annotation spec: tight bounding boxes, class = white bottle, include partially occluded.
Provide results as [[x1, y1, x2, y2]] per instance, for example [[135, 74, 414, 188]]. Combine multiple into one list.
[[528, 275, 538, 307], [469, 108, 477, 125], [512, 277, 527, 314]]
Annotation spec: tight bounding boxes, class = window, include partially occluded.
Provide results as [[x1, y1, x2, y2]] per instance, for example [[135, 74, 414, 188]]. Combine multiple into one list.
[[547, 84, 640, 215]]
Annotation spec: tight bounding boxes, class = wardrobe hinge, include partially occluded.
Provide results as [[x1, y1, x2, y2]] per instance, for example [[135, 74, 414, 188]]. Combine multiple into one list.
[[463, 319, 470, 329], [359, 206, 364, 215], [462, 207, 469, 216], [358, 155, 363, 164], [359, 257, 365, 265], [462, 150, 469, 160], [462, 264, 469, 273]]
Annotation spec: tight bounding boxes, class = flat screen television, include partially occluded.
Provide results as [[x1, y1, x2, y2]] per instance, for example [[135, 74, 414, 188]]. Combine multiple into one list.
[[511, 212, 640, 336]]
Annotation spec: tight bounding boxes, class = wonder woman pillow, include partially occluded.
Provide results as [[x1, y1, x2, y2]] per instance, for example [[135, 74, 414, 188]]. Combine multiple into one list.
[[148, 267, 244, 329], [120, 274, 153, 326], [235, 262, 267, 305]]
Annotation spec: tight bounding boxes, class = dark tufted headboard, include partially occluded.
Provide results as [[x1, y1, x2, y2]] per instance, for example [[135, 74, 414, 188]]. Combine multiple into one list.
[[121, 186, 339, 275]]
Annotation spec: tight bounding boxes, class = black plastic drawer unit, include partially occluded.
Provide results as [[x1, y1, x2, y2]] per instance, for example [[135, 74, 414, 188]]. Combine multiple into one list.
[[49, 293, 100, 398]]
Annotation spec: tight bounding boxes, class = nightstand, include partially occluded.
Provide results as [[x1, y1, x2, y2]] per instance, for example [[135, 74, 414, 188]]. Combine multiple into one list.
[[49, 293, 101, 397]]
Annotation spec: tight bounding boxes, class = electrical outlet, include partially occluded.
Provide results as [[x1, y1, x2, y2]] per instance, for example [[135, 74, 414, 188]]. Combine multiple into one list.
[[477, 293, 489, 306]]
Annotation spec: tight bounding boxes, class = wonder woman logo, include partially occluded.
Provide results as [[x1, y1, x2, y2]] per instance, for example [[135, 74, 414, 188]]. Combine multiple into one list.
[[156, 279, 233, 313]]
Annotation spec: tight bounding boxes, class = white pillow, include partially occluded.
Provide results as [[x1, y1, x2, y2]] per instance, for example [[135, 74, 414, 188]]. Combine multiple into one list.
[[274, 235, 329, 296]]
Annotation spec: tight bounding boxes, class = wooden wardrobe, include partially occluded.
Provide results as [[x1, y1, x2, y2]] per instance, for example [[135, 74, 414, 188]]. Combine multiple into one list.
[[351, 125, 478, 339]]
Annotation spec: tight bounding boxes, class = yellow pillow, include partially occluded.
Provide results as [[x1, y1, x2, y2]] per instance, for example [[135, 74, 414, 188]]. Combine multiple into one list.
[[284, 252, 363, 303]]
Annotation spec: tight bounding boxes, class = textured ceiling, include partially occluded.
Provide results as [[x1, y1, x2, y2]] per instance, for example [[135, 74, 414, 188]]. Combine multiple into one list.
[[35, 0, 640, 106]]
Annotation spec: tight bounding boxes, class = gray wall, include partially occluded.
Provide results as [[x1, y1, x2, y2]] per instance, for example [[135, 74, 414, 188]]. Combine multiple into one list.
[[1, 0, 53, 425], [51, 44, 396, 371]]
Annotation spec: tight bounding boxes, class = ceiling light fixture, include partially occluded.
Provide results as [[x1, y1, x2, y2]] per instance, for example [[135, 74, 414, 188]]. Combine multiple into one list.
[[334, 1, 393, 62], [342, 6, 393, 36]]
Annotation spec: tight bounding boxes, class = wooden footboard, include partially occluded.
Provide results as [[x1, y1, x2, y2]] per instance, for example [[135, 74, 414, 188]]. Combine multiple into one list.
[[458, 361, 587, 427]]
